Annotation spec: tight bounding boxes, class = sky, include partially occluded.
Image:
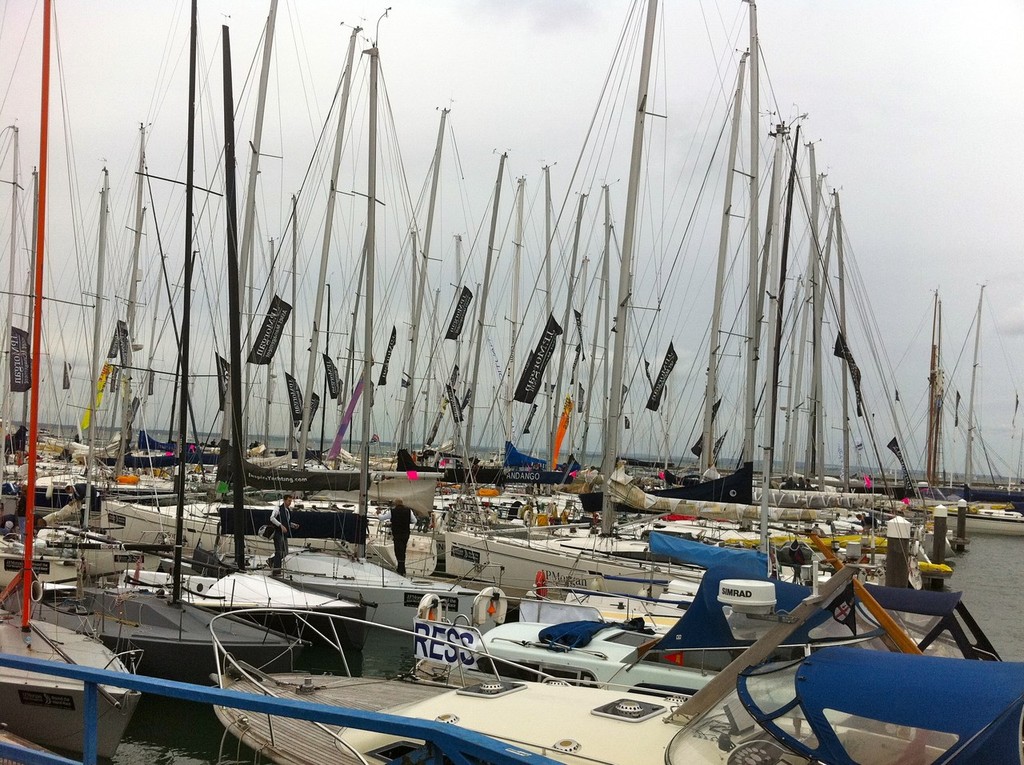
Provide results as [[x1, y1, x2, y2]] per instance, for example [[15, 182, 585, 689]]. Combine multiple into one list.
[[0, 0, 1022, 483]]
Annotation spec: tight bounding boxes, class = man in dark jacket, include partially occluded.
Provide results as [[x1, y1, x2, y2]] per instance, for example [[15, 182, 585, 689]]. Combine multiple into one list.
[[390, 498, 412, 576], [269, 495, 298, 574]]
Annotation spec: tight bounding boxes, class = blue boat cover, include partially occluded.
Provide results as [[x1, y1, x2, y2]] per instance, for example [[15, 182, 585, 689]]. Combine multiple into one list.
[[739, 646, 1024, 765], [648, 531, 768, 579], [538, 621, 613, 651], [655, 566, 835, 652], [503, 441, 579, 473], [138, 430, 175, 452]]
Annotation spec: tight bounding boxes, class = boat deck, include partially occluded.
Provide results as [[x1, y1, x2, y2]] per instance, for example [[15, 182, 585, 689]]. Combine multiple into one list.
[[215, 669, 450, 765]]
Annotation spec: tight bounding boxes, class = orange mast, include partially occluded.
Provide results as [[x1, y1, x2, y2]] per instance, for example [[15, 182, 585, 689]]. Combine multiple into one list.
[[22, 0, 51, 632]]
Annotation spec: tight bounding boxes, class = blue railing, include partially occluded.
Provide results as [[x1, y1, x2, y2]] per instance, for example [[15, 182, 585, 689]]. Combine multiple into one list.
[[0, 654, 561, 765]]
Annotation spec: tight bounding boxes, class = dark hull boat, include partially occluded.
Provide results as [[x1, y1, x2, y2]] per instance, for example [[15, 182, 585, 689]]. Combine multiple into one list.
[[579, 461, 754, 515], [33, 588, 303, 684]]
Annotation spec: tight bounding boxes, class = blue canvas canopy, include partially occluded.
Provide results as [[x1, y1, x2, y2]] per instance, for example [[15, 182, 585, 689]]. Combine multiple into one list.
[[655, 566, 837, 652], [648, 531, 768, 579], [503, 441, 543, 467], [739, 647, 1024, 765], [138, 430, 175, 452]]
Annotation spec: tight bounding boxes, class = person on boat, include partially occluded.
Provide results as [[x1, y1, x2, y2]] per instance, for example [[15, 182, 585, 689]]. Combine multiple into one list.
[[268, 495, 298, 574], [15, 484, 26, 540], [390, 498, 412, 576]]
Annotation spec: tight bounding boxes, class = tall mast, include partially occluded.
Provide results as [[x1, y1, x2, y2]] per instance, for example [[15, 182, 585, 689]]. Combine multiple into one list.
[[221, 24, 247, 570], [581, 184, 611, 461], [2, 126, 16, 466], [758, 124, 799, 555], [550, 193, 586, 469], [116, 126, 147, 476], [964, 285, 984, 494], [464, 152, 506, 455], [742, 0, 761, 464], [287, 194, 297, 454], [835, 191, 850, 490], [83, 169, 109, 522], [601, 0, 658, 533], [299, 25, 360, 465], [22, 0, 51, 629], [239, 0, 279, 442], [400, 108, 447, 448], [506, 176, 525, 443], [703, 52, 747, 473], [358, 38, 380, 557], [543, 165, 555, 456], [172, 0, 198, 604], [264, 237, 275, 444], [802, 144, 822, 480], [925, 292, 942, 485]]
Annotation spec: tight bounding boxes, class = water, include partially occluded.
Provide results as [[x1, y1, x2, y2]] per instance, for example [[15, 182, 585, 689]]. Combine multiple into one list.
[[105, 535, 1024, 763]]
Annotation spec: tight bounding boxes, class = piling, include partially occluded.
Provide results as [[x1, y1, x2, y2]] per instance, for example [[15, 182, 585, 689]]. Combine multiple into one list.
[[885, 515, 911, 588], [927, 504, 948, 591], [953, 498, 969, 553]]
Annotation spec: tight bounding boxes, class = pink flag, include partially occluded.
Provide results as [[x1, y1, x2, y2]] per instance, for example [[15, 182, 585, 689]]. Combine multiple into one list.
[[864, 474, 872, 489], [406, 470, 419, 481]]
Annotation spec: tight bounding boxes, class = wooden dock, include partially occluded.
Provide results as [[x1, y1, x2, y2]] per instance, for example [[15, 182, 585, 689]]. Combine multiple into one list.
[[215, 669, 449, 764]]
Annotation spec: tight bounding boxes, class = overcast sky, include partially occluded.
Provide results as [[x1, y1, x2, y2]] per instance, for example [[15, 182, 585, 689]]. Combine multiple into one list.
[[0, 0, 1022, 482]]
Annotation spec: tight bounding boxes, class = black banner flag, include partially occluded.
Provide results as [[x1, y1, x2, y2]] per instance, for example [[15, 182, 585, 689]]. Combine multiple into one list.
[[886, 436, 915, 497], [522, 402, 538, 434], [445, 286, 473, 341], [62, 361, 72, 391], [10, 327, 30, 392], [833, 332, 865, 417], [310, 392, 320, 422], [107, 319, 130, 365], [215, 355, 230, 411], [285, 372, 303, 425], [513, 314, 563, 404], [445, 364, 462, 424], [247, 295, 291, 365], [645, 342, 678, 412], [378, 326, 397, 385], [323, 354, 340, 399]]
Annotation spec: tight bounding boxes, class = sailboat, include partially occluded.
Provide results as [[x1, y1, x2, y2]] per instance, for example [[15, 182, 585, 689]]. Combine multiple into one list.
[[0, 0, 140, 756]]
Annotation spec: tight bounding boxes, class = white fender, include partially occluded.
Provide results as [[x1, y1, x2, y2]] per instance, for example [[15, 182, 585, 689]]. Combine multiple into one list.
[[417, 593, 442, 621], [472, 586, 508, 626]]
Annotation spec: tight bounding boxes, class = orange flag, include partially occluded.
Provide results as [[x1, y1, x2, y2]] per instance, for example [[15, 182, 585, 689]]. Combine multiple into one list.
[[551, 395, 574, 469]]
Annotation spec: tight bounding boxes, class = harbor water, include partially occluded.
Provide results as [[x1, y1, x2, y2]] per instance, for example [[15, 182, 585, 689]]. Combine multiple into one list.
[[105, 534, 1024, 764]]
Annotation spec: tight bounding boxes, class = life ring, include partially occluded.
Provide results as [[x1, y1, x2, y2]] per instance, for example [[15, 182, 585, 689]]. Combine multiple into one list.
[[417, 593, 441, 621], [472, 586, 508, 626], [534, 570, 548, 598], [30, 575, 43, 602]]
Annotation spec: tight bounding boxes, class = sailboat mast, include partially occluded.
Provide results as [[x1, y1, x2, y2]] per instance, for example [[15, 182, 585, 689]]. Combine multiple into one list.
[[400, 108, 447, 448], [550, 194, 585, 469], [240, 0, 279, 443], [925, 292, 942, 485], [221, 25, 247, 570], [172, 0, 198, 604], [601, 0, 658, 534], [580, 184, 610, 461], [299, 26, 360, 465], [742, 0, 761, 464], [802, 144, 822, 481], [835, 191, 850, 489], [287, 194, 297, 455], [358, 40, 380, 556], [543, 165, 555, 456], [2, 126, 16, 465], [116, 126, 147, 477], [964, 285, 984, 494], [464, 152, 506, 456], [507, 177, 525, 443], [22, 0, 51, 631], [703, 52, 747, 472], [83, 169, 110, 522]]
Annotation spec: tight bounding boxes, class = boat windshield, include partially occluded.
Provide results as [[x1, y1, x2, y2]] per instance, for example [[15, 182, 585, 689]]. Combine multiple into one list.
[[735, 659, 959, 765]]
